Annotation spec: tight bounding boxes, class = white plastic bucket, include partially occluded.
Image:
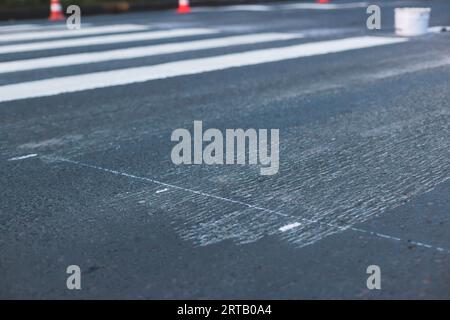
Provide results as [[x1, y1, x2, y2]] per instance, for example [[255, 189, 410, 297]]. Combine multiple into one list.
[[395, 8, 431, 37]]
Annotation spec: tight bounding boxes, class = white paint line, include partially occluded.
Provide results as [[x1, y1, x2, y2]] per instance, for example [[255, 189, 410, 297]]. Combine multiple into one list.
[[428, 26, 450, 33], [47, 156, 450, 255], [279, 222, 302, 232], [46, 156, 292, 219], [350, 227, 450, 253], [0, 24, 149, 43], [0, 23, 94, 33], [195, 4, 271, 12], [0, 33, 302, 74], [0, 24, 38, 32], [0, 28, 217, 54], [156, 188, 169, 194], [282, 0, 410, 11], [196, 2, 371, 12], [7, 153, 38, 161], [282, 2, 369, 10], [0, 36, 407, 103], [221, 4, 272, 11]]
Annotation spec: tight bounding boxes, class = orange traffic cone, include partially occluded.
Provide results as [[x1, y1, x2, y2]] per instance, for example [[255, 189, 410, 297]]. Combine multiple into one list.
[[177, 0, 191, 14], [48, 0, 65, 21]]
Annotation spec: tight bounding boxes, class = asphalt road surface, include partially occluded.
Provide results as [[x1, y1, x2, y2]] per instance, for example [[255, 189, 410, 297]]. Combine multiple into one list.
[[1, 0, 449, 299]]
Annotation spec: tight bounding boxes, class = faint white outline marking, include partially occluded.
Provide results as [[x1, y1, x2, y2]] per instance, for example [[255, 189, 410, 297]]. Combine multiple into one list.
[[44, 156, 450, 255]]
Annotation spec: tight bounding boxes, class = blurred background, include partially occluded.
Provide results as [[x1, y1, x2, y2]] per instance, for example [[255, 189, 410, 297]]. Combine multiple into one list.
[[0, 0, 285, 20]]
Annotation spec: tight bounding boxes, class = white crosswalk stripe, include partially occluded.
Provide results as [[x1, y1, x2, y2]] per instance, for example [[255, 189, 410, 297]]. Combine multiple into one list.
[[0, 24, 41, 33], [0, 24, 149, 43], [0, 21, 412, 104], [0, 23, 94, 33], [195, 4, 272, 12], [0, 33, 407, 103], [0, 33, 302, 73], [194, 2, 374, 12], [281, 2, 369, 10], [0, 28, 217, 54]]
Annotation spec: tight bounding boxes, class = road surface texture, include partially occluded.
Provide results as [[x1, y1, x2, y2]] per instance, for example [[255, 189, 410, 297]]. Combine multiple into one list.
[[0, 0, 449, 299]]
